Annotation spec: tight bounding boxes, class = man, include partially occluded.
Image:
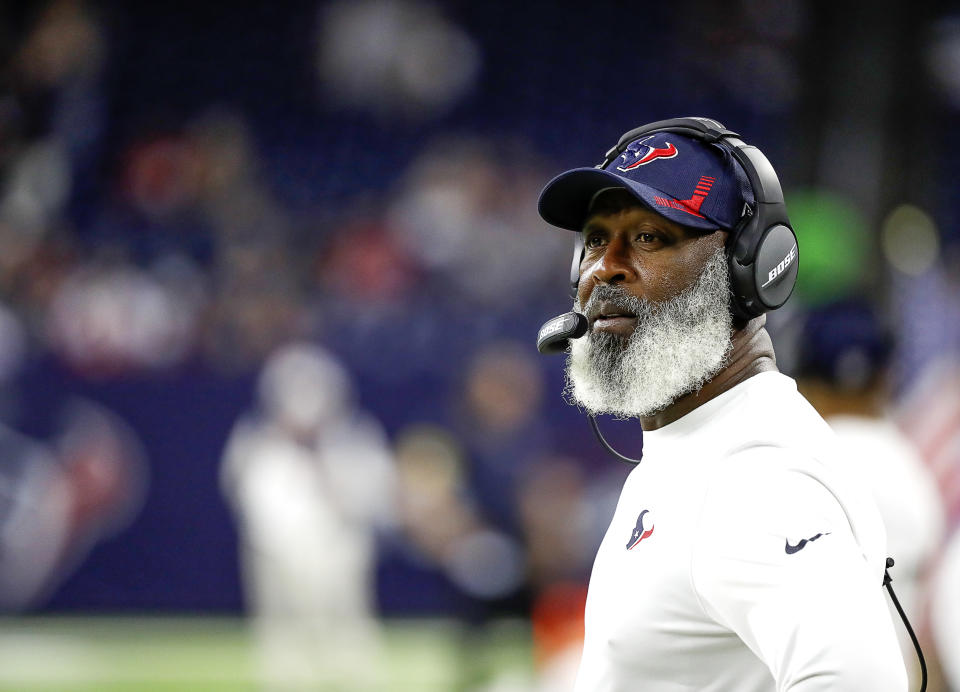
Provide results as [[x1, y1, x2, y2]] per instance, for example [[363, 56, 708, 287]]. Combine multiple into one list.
[[536, 120, 908, 690]]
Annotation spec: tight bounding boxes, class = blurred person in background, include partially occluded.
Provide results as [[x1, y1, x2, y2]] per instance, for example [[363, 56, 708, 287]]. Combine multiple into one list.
[[113, 106, 306, 373], [931, 526, 960, 692], [386, 137, 569, 308], [0, 0, 108, 348], [221, 341, 396, 690], [517, 457, 593, 692], [793, 298, 945, 688], [316, 0, 480, 122], [456, 340, 551, 539], [535, 117, 906, 690], [385, 423, 526, 624]]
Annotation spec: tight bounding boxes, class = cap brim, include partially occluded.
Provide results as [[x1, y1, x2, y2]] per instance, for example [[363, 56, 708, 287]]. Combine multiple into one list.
[[537, 167, 720, 232]]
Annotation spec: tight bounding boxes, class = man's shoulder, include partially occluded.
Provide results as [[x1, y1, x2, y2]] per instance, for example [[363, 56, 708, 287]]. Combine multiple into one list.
[[733, 370, 829, 422], [698, 380, 889, 579], [706, 375, 859, 520], [702, 371, 835, 459]]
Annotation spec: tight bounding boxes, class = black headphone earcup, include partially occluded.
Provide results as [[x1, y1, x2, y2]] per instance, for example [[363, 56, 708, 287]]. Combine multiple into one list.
[[753, 224, 798, 310], [728, 223, 798, 320]]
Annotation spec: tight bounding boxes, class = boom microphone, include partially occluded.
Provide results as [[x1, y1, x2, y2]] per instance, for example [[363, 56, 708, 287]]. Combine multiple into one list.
[[537, 312, 588, 354], [535, 310, 641, 465]]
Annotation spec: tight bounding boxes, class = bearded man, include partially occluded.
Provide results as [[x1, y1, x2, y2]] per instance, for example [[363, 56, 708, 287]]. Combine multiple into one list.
[[536, 119, 909, 691]]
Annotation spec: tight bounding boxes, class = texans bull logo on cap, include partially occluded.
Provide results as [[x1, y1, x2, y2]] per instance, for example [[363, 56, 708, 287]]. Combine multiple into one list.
[[616, 135, 678, 171]]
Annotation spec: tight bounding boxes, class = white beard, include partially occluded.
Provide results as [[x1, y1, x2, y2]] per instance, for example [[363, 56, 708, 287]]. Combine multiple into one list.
[[565, 248, 733, 419]]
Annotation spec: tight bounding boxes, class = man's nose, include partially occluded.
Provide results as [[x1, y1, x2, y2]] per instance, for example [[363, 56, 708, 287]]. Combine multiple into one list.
[[588, 237, 637, 286]]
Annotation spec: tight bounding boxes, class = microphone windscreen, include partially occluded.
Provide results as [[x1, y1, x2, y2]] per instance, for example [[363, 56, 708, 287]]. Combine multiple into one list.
[[537, 312, 588, 354]]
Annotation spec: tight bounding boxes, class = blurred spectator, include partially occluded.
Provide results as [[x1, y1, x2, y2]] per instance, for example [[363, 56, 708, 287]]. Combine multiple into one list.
[[113, 107, 307, 373], [4, 0, 107, 212], [221, 341, 395, 688], [0, 0, 106, 347], [392, 424, 475, 568], [386, 422, 525, 615], [386, 136, 569, 306], [203, 241, 305, 372], [314, 215, 420, 306], [193, 109, 308, 372], [316, 0, 480, 120], [46, 256, 202, 375], [794, 298, 945, 687], [456, 340, 551, 535]]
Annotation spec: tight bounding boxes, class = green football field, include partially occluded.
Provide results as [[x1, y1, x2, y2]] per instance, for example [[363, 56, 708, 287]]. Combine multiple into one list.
[[0, 616, 535, 691]]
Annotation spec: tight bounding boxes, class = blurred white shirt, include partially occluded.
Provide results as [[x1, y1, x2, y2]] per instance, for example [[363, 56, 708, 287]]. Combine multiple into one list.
[[826, 415, 945, 612], [932, 527, 960, 690]]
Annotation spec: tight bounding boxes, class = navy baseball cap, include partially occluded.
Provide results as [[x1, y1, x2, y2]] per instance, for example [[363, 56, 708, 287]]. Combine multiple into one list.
[[538, 131, 753, 232]]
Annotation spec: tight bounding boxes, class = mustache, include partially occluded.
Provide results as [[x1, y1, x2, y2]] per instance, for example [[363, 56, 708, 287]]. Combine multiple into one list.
[[578, 284, 649, 327], [579, 284, 644, 312]]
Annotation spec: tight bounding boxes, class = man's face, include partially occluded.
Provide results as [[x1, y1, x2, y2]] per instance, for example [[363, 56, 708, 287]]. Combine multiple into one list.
[[565, 191, 734, 418]]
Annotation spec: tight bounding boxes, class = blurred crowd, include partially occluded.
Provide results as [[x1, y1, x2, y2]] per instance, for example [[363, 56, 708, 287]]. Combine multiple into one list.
[[1, 0, 960, 690]]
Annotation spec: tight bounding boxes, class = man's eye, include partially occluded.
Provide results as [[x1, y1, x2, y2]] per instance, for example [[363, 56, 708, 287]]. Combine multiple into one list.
[[585, 235, 604, 248], [636, 232, 657, 243]]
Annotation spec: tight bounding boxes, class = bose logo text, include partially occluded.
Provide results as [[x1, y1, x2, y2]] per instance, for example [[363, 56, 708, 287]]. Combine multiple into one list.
[[761, 244, 797, 289], [539, 320, 565, 339]]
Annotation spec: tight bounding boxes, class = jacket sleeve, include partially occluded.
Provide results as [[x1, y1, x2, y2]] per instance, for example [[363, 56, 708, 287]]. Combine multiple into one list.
[[689, 448, 908, 691]]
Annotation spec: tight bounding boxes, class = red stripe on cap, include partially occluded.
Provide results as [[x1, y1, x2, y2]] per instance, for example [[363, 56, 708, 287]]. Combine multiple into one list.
[[652, 175, 718, 219]]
